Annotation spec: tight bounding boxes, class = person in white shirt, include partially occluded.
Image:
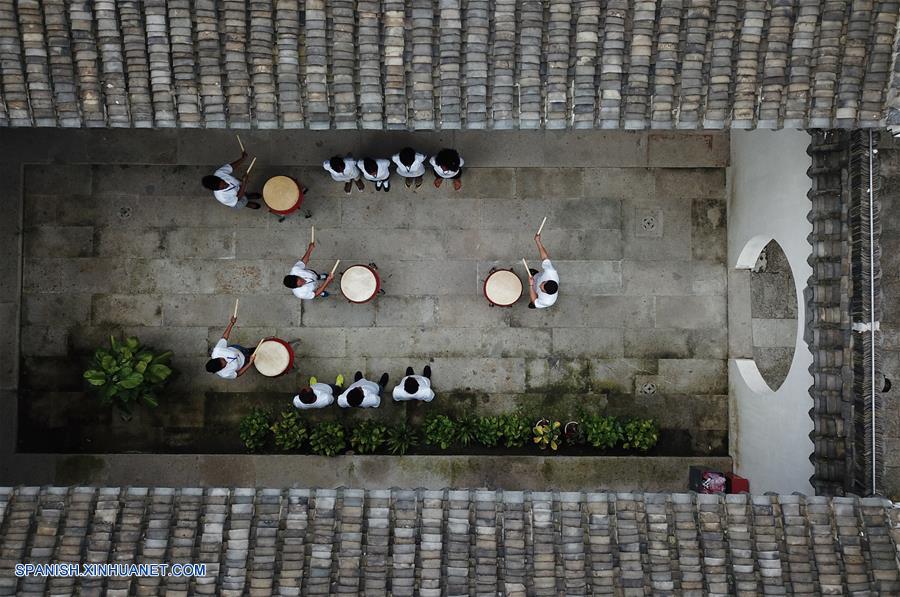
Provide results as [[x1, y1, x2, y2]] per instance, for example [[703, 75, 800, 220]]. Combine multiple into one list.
[[293, 374, 345, 409], [392, 147, 427, 189], [283, 239, 334, 299], [205, 314, 257, 379], [358, 157, 392, 192], [337, 371, 389, 408], [323, 155, 365, 194], [527, 233, 560, 309], [392, 365, 435, 402], [201, 151, 261, 209], [429, 148, 464, 191]]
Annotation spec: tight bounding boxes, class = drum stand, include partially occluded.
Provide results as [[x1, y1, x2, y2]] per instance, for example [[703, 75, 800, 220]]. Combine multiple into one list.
[[369, 263, 386, 295]]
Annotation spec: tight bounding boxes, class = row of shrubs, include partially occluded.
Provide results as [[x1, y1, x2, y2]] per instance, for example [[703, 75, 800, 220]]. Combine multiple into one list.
[[239, 410, 659, 456]]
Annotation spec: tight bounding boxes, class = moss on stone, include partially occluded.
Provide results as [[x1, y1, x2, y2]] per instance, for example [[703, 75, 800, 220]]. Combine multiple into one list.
[[56, 455, 105, 484]]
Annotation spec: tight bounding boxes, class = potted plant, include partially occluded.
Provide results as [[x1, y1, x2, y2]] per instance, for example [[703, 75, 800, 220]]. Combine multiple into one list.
[[309, 421, 346, 456], [270, 410, 307, 451], [532, 419, 562, 451], [622, 418, 659, 452], [563, 421, 581, 445], [350, 420, 387, 454], [581, 414, 623, 450], [423, 414, 456, 450], [498, 412, 531, 448], [82, 335, 173, 417], [453, 415, 478, 447], [473, 416, 503, 448], [385, 424, 418, 455], [239, 409, 272, 452]]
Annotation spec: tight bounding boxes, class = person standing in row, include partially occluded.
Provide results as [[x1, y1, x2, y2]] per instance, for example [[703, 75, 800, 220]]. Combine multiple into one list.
[[324, 155, 365, 194], [283, 239, 335, 300], [337, 371, 389, 408], [392, 147, 427, 189], [206, 314, 256, 379], [358, 157, 392, 192], [392, 365, 435, 402], [430, 148, 464, 191], [527, 232, 559, 309], [293, 374, 345, 410], [202, 151, 261, 209]]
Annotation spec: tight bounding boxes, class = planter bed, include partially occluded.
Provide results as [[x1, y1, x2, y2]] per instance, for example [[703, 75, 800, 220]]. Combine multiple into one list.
[[18, 389, 726, 457]]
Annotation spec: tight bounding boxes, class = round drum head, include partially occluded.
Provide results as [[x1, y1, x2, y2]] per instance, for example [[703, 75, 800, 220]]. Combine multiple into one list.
[[263, 176, 300, 211], [484, 269, 523, 306], [254, 339, 291, 377], [341, 265, 378, 302]]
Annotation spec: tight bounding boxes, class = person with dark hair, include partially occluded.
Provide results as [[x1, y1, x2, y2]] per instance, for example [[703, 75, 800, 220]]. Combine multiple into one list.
[[202, 151, 261, 210], [293, 374, 345, 409], [337, 370, 389, 408], [358, 156, 392, 192], [206, 312, 256, 379], [429, 148, 464, 191], [392, 365, 435, 402], [392, 147, 427, 189], [323, 154, 364, 194], [527, 232, 560, 309], [284, 238, 334, 300]]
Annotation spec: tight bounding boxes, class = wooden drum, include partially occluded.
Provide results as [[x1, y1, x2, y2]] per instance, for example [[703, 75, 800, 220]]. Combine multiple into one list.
[[340, 265, 381, 304], [483, 269, 523, 307], [253, 337, 295, 377], [262, 176, 304, 215]]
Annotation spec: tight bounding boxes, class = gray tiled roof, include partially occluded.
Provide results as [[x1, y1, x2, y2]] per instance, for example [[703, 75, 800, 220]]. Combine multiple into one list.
[[0, 486, 899, 595], [806, 129, 855, 496], [0, 1, 898, 129]]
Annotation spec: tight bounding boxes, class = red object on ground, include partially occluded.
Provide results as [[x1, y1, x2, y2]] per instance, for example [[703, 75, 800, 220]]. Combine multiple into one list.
[[726, 473, 749, 494]]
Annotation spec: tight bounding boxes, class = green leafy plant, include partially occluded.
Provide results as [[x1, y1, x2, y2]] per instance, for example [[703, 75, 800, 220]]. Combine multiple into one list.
[[239, 408, 272, 452], [423, 414, 457, 449], [582, 414, 623, 450], [385, 424, 418, 455], [83, 336, 173, 414], [270, 410, 307, 451], [498, 413, 532, 448], [473, 416, 503, 447], [453, 415, 478, 447], [532, 419, 562, 451], [309, 421, 346, 456], [350, 420, 387, 454], [622, 418, 659, 452]]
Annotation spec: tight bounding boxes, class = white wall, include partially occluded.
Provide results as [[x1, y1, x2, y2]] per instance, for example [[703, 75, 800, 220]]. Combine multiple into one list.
[[728, 129, 815, 494]]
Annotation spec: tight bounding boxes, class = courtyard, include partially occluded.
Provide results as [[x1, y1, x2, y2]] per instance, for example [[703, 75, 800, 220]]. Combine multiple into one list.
[[12, 130, 730, 463]]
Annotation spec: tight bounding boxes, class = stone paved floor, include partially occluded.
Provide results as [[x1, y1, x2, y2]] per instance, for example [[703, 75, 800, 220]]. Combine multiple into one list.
[[12, 130, 729, 455]]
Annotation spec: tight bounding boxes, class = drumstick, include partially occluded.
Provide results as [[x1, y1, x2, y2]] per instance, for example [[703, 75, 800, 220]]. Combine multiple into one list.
[[250, 337, 265, 358], [232, 298, 239, 319], [522, 258, 530, 277], [311, 225, 315, 244], [330, 259, 341, 275], [236, 134, 244, 152], [537, 216, 547, 236], [245, 157, 257, 175]]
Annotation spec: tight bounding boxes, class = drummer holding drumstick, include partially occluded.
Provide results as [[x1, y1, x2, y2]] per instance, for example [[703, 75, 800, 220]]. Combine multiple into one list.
[[201, 151, 262, 210], [282, 232, 336, 300], [527, 231, 560, 309], [205, 309, 257, 379]]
